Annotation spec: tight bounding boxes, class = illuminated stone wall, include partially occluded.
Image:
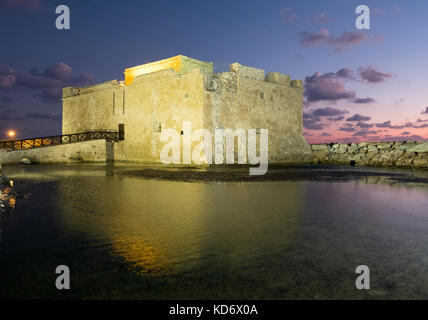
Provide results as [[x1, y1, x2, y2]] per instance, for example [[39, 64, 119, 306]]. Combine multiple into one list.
[[0, 140, 108, 164], [204, 64, 312, 163], [62, 55, 312, 164]]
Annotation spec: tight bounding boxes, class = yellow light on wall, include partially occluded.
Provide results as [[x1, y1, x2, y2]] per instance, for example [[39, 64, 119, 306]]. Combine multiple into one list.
[[124, 55, 182, 86]]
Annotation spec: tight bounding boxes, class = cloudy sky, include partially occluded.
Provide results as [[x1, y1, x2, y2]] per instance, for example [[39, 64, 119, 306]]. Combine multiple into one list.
[[0, 0, 427, 143]]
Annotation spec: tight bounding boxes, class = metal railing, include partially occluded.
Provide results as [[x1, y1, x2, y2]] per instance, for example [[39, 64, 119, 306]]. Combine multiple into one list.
[[0, 131, 120, 151]]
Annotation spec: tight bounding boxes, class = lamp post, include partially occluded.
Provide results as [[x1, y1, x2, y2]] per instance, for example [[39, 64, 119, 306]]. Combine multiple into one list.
[[7, 130, 16, 140]]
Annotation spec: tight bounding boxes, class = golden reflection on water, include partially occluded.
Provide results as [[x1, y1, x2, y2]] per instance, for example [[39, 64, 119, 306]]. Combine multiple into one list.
[[111, 235, 171, 277], [0, 188, 16, 211], [8, 197, 16, 209]]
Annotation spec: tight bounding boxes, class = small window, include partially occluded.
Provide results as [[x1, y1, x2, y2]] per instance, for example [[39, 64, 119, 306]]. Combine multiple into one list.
[[152, 121, 161, 133], [119, 124, 125, 140], [185, 93, 189, 99], [260, 92, 264, 99]]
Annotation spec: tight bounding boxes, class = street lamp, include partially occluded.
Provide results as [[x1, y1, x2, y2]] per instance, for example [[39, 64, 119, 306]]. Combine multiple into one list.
[[7, 130, 16, 139]]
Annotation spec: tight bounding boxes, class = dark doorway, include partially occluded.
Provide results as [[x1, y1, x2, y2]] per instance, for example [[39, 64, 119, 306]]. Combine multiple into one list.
[[119, 124, 125, 140]]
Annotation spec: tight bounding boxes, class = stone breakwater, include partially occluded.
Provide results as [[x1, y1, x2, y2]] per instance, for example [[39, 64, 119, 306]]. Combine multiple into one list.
[[310, 141, 428, 169]]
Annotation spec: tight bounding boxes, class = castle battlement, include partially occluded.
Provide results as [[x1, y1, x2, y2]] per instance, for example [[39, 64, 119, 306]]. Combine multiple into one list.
[[64, 55, 303, 99]]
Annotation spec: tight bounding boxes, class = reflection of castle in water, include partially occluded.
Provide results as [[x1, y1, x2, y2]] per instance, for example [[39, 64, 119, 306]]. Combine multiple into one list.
[[55, 172, 303, 277]]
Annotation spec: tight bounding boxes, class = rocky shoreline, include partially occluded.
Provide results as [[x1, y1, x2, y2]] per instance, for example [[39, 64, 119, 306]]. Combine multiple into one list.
[[310, 141, 428, 169], [118, 165, 428, 185]]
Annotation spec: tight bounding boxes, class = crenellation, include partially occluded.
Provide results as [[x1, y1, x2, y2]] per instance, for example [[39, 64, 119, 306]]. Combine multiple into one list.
[[265, 72, 291, 86], [290, 80, 304, 89], [229, 63, 265, 81]]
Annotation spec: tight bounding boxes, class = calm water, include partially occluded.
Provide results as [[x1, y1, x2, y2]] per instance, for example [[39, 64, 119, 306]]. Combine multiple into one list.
[[0, 164, 428, 300]]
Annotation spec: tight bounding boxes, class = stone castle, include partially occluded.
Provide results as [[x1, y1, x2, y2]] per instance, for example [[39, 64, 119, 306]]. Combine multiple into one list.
[[62, 55, 312, 164]]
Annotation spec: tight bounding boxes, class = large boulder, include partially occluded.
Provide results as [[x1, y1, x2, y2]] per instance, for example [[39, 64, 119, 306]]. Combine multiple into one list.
[[20, 158, 32, 165], [413, 159, 428, 168], [406, 142, 428, 153], [311, 144, 329, 151]]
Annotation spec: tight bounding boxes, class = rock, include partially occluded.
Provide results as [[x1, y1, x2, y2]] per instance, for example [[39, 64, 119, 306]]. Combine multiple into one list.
[[413, 159, 428, 168], [359, 147, 368, 154], [397, 141, 417, 151], [367, 147, 378, 155], [394, 159, 405, 167], [312, 144, 329, 151], [390, 150, 404, 159], [377, 142, 393, 149], [406, 142, 428, 153], [357, 142, 368, 147], [313, 150, 328, 161], [347, 143, 359, 153], [332, 144, 339, 149], [20, 158, 32, 165], [366, 151, 377, 159], [337, 145, 347, 154]]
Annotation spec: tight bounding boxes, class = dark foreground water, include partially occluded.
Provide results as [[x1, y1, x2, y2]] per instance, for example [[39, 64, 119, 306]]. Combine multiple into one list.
[[0, 164, 428, 300]]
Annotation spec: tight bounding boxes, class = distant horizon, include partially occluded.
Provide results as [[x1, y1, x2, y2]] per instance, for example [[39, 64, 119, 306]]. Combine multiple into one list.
[[1, 0, 427, 143]]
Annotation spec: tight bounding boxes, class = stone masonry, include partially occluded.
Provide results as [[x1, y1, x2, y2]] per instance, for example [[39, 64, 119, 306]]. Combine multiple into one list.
[[62, 55, 313, 164], [310, 141, 428, 169]]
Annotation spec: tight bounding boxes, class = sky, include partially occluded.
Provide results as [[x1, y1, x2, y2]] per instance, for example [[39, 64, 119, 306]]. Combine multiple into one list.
[[0, 0, 427, 143]]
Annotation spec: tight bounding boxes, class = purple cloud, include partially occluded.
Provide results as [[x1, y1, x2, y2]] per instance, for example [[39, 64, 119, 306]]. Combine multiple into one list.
[[346, 114, 371, 122], [303, 118, 324, 130], [358, 66, 392, 83], [353, 97, 375, 104], [300, 28, 330, 46], [311, 13, 334, 23], [0, 62, 93, 100], [421, 107, 428, 115], [312, 107, 348, 117], [1, 97, 13, 103], [280, 8, 296, 22], [0, 65, 17, 91], [336, 68, 353, 79], [299, 29, 367, 51], [0, 0, 42, 11], [327, 116, 345, 121], [304, 71, 355, 102], [414, 123, 428, 129], [356, 122, 374, 129], [375, 120, 415, 129], [329, 31, 367, 51], [44, 62, 73, 81], [353, 130, 379, 137], [339, 124, 356, 132]]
